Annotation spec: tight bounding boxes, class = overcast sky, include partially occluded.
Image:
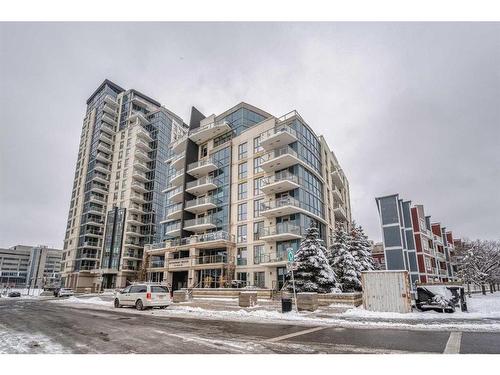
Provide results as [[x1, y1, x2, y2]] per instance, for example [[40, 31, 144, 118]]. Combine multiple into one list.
[[0, 22, 499, 249]]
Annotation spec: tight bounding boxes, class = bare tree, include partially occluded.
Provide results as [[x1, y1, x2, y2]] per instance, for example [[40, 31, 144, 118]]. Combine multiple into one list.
[[457, 239, 500, 295]]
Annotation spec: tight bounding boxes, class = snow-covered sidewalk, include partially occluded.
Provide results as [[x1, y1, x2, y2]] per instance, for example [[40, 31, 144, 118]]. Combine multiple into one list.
[[48, 292, 500, 332]]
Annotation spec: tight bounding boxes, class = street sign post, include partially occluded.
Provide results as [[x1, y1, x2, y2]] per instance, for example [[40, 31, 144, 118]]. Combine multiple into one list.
[[287, 247, 298, 313]]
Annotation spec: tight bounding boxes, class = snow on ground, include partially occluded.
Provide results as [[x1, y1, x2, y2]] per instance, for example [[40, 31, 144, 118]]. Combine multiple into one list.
[[342, 293, 500, 320], [48, 292, 500, 332], [0, 324, 69, 354], [49, 296, 112, 306]]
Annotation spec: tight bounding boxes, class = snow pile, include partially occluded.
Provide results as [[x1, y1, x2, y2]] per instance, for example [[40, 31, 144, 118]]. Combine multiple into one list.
[[50, 296, 111, 306], [343, 293, 500, 320]]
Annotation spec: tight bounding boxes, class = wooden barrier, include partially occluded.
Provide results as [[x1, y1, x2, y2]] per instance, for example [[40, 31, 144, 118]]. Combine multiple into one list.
[[317, 292, 363, 307]]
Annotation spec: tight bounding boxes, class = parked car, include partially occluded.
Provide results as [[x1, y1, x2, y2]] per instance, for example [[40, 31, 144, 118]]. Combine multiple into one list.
[[114, 283, 170, 310], [8, 291, 21, 298], [415, 285, 462, 313], [56, 288, 74, 297]]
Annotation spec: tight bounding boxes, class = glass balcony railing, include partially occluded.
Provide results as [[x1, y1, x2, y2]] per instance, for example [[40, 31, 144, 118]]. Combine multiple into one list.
[[185, 196, 221, 209], [259, 223, 301, 237], [184, 216, 220, 228], [185, 176, 218, 190], [260, 125, 297, 142], [261, 146, 298, 162], [262, 171, 299, 187], [193, 254, 228, 265]]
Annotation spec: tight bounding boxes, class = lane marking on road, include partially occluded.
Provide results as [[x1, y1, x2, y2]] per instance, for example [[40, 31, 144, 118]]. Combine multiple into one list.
[[443, 331, 462, 354], [266, 326, 328, 343]]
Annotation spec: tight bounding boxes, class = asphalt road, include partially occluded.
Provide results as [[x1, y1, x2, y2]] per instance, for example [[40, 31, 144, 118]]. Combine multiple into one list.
[[1, 298, 500, 354]]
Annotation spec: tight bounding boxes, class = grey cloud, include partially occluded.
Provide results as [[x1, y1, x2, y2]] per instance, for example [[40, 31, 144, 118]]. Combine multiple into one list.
[[0, 22, 498, 248]]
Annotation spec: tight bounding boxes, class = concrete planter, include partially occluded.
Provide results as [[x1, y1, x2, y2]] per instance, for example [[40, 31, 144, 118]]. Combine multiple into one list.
[[173, 289, 189, 303], [189, 288, 272, 299], [239, 291, 258, 307], [317, 292, 363, 307], [297, 292, 318, 311]]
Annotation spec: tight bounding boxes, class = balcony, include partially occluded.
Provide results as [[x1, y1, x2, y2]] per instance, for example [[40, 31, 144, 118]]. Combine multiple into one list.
[[183, 216, 220, 232], [166, 186, 184, 203], [186, 158, 219, 178], [127, 215, 145, 226], [122, 251, 143, 260], [102, 103, 116, 117], [131, 97, 151, 109], [260, 125, 298, 151], [170, 170, 184, 187], [260, 197, 326, 224], [332, 186, 343, 202], [98, 131, 113, 144], [131, 182, 148, 194], [96, 141, 112, 154], [256, 253, 287, 267], [259, 223, 302, 242], [185, 196, 220, 214], [96, 152, 112, 164], [132, 171, 149, 183], [91, 173, 109, 185], [171, 136, 187, 154], [89, 195, 106, 205], [170, 152, 186, 170], [260, 197, 302, 218], [80, 241, 100, 250], [165, 203, 183, 221], [102, 113, 117, 126], [261, 146, 300, 173], [333, 203, 348, 221], [128, 203, 144, 214], [90, 183, 107, 195], [191, 231, 235, 249], [438, 268, 448, 276], [125, 227, 145, 237], [261, 171, 299, 195], [94, 162, 111, 175], [135, 148, 151, 162], [136, 139, 152, 152], [122, 264, 140, 272], [167, 257, 191, 270], [188, 120, 231, 144], [130, 192, 147, 204], [87, 206, 105, 216], [136, 127, 153, 142], [104, 95, 118, 109], [129, 111, 149, 125], [185, 177, 218, 196], [84, 229, 103, 238], [436, 251, 446, 261], [101, 123, 115, 136], [149, 260, 166, 269], [193, 254, 228, 267], [331, 170, 346, 188], [133, 159, 150, 173], [165, 222, 181, 237]]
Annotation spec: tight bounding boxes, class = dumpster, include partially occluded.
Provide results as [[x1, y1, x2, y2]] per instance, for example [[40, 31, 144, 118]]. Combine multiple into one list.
[[281, 298, 292, 313]]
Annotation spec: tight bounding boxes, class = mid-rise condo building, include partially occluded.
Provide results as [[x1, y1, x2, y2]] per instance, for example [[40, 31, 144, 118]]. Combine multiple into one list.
[[0, 245, 62, 288], [145, 103, 352, 291], [375, 193, 458, 287]]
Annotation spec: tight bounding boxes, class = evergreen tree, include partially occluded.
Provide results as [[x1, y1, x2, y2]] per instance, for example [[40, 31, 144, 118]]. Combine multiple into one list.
[[328, 224, 361, 292], [291, 222, 338, 293], [349, 222, 375, 275]]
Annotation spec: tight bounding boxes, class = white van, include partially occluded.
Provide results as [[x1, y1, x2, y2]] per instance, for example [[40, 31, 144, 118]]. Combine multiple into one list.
[[114, 283, 170, 310]]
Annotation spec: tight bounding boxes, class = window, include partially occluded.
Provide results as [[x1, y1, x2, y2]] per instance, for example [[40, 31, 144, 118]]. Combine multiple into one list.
[[253, 245, 264, 264], [254, 177, 263, 196], [238, 162, 247, 179], [254, 198, 263, 218], [253, 136, 263, 153], [238, 142, 248, 160], [253, 221, 264, 241], [237, 203, 247, 221], [254, 272, 265, 288], [200, 144, 208, 158], [150, 286, 168, 293], [253, 156, 263, 174], [238, 182, 247, 200], [237, 224, 247, 243], [237, 247, 247, 266]]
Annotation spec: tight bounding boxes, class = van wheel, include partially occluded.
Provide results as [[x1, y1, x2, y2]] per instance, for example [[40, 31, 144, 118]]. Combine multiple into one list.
[[135, 299, 144, 311], [114, 299, 121, 308]]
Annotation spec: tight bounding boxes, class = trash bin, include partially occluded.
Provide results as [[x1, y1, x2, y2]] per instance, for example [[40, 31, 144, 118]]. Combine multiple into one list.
[[281, 298, 292, 313]]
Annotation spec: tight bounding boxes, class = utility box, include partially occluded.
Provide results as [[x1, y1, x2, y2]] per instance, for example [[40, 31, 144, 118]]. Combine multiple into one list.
[[361, 271, 412, 313]]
